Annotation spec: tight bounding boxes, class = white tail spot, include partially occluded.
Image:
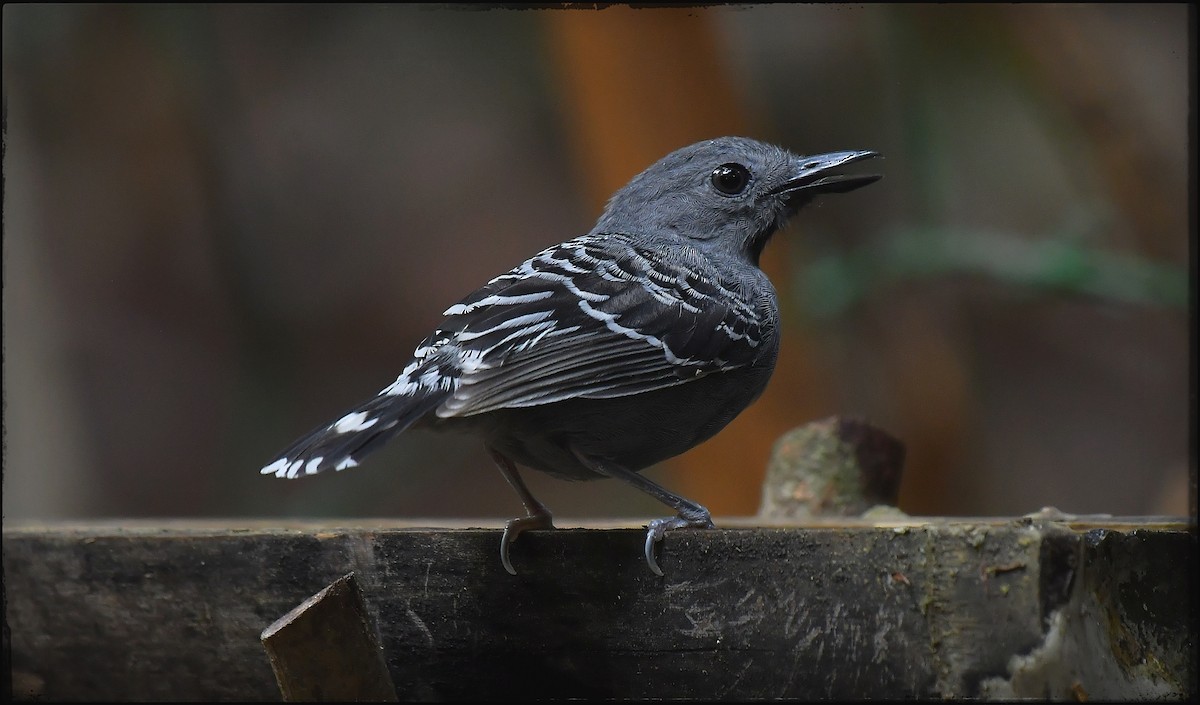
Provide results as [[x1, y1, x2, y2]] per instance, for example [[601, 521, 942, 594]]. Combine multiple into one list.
[[333, 411, 378, 433]]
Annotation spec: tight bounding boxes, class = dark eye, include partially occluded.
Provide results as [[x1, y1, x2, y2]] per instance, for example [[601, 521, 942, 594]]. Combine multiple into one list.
[[711, 163, 751, 195]]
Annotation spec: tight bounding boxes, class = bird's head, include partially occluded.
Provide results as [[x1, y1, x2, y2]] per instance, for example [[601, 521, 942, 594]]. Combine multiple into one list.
[[593, 136, 881, 266]]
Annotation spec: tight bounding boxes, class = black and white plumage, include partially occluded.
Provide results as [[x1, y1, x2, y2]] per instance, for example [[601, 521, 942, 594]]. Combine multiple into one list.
[[261, 137, 881, 575]]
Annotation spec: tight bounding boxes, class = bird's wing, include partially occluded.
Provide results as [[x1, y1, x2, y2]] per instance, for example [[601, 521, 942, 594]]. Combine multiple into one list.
[[422, 234, 772, 418]]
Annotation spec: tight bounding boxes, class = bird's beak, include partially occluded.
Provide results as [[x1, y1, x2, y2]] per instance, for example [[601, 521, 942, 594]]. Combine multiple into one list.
[[771, 150, 882, 197]]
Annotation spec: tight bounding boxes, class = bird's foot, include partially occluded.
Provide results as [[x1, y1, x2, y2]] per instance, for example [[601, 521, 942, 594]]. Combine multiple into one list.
[[644, 506, 715, 577], [500, 511, 555, 575]]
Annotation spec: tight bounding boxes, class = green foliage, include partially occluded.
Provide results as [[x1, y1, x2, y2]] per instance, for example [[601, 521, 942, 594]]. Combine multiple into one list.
[[796, 227, 1189, 320]]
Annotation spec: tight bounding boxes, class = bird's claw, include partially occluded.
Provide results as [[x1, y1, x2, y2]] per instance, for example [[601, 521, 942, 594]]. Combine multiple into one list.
[[500, 512, 555, 575], [643, 510, 715, 577]]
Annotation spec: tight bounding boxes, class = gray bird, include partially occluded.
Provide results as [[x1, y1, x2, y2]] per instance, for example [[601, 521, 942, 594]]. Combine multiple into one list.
[[261, 136, 880, 575]]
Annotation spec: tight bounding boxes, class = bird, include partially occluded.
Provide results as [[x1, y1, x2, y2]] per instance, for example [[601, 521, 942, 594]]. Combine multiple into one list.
[[261, 136, 881, 576]]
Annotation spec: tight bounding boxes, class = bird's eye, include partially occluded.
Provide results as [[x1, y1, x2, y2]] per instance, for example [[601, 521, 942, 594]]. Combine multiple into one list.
[[711, 163, 751, 195]]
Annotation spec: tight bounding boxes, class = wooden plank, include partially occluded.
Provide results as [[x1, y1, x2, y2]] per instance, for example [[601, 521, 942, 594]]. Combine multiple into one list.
[[4, 518, 1194, 700], [261, 572, 397, 701]]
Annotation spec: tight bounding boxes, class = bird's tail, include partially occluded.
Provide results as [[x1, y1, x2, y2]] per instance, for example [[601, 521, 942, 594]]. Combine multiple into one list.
[[260, 381, 450, 480]]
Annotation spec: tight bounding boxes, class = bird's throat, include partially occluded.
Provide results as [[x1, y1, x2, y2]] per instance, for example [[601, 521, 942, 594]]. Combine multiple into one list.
[[745, 226, 779, 268]]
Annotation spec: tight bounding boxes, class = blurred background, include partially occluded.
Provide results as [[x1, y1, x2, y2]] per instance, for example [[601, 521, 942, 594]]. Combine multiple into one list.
[[3, 4, 1192, 523]]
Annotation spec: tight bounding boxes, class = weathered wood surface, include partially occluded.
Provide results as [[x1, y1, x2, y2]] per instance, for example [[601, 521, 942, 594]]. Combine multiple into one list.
[[4, 517, 1195, 701], [260, 572, 397, 701]]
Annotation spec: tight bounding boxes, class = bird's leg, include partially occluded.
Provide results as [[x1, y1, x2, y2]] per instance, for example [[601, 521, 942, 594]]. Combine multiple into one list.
[[570, 447, 714, 577], [489, 448, 555, 575]]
